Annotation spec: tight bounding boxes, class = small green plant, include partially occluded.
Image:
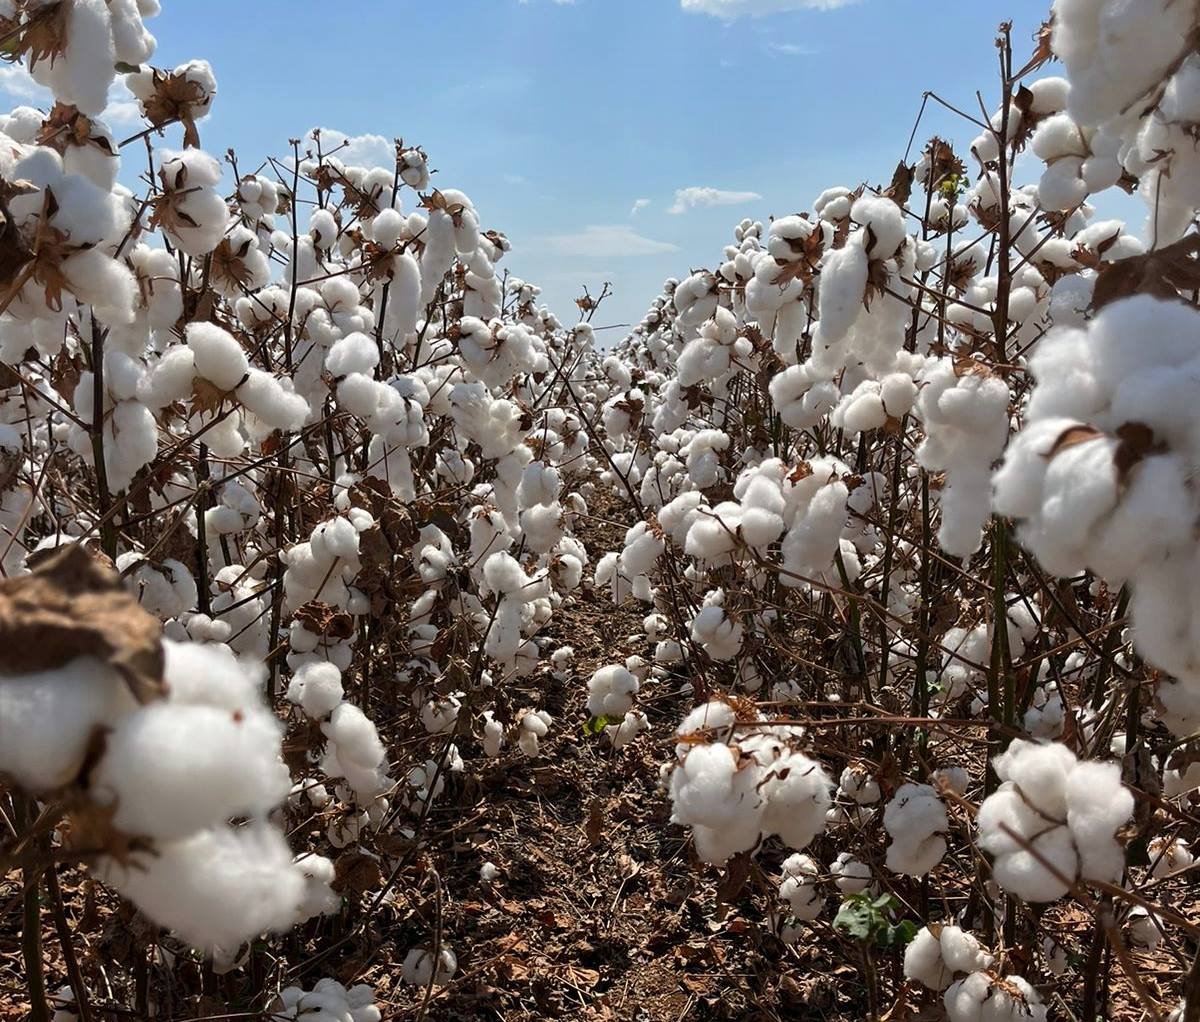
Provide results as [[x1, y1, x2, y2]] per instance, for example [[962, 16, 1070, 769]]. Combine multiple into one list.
[[833, 892, 918, 949]]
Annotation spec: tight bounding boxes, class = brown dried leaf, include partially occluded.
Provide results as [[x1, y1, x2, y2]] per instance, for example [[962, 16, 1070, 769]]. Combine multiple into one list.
[[884, 161, 914, 207], [1092, 234, 1200, 312], [715, 850, 753, 904], [333, 850, 382, 895], [0, 544, 165, 703]]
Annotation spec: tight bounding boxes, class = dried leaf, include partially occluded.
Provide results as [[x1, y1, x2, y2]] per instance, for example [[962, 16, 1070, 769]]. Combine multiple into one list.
[[0, 544, 165, 703], [333, 850, 382, 895], [1092, 235, 1200, 311]]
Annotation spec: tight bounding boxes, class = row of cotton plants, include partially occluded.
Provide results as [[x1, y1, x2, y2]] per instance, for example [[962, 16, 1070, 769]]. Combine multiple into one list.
[[590, 3, 1200, 1019], [1, 0, 1199, 1020]]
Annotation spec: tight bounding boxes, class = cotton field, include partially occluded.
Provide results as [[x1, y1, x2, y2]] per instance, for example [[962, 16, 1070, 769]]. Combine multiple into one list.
[[0, 1, 1198, 1020]]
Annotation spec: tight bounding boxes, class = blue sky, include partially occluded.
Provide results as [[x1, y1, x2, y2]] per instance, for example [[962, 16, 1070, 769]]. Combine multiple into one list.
[[2, 0, 1084, 333]]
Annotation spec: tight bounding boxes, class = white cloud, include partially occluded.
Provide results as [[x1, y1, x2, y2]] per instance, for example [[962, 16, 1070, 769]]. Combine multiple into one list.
[[682, 0, 859, 17], [667, 186, 762, 215], [103, 79, 144, 129], [307, 127, 393, 170], [0, 66, 142, 131], [0, 65, 50, 103], [766, 41, 817, 56], [543, 225, 678, 258], [630, 198, 651, 216]]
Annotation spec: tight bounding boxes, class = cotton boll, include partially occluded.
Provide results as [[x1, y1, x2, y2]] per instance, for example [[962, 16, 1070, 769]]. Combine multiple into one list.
[[286, 662, 344, 719], [831, 851, 871, 893], [779, 853, 823, 920], [90, 698, 290, 842], [98, 823, 308, 954], [401, 947, 457, 986], [587, 664, 640, 718], [0, 658, 136, 791], [884, 783, 948, 876], [1148, 835, 1193, 878], [605, 709, 649, 749], [187, 322, 249, 391]]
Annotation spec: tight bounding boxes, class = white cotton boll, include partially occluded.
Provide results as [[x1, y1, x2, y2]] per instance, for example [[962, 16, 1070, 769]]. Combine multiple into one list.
[[779, 853, 822, 920], [831, 851, 871, 893], [401, 947, 457, 986], [322, 702, 386, 794], [1128, 906, 1165, 951], [372, 208, 404, 249], [237, 370, 309, 431], [904, 926, 955, 990], [482, 710, 504, 758], [286, 662, 344, 719], [91, 699, 290, 842], [818, 241, 869, 343], [326, 332, 380, 378], [606, 710, 648, 749], [62, 248, 137, 326], [30, 0, 115, 115], [517, 462, 560, 509], [838, 765, 880, 805], [587, 664, 640, 718], [1148, 836, 1193, 877], [0, 658, 136, 791], [945, 972, 1046, 1022], [420, 693, 461, 735], [517, 709, 552, 758], [187, 322, 249, 392], [760, 751, 832, 851], [933, 766, 970, 797], [98, 823, 307, 953], [851, 196, 907, 259], [884, 783, 948, 876], [676, 701, 737, 745], [1064, 759, 1132, 884]]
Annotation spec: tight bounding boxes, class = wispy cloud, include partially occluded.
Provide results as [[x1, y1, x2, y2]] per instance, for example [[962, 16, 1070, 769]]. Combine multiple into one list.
[[668, 186, 762, 215], [630, 198, 651, 216], [766, 40, 818, 56], [681, 0, 859, 17], [543, 225, 678, 258]]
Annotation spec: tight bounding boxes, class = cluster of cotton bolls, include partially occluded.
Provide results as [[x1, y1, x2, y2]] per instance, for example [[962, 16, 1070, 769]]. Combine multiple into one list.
[[665, 700, 831, 865]]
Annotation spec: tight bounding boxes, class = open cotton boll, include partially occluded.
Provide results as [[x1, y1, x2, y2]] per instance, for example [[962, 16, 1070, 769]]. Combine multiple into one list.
[[401, 947, 457, 986], [817, 240, 869, 343], [759, 751, 832, 850], [29, 0, 116, 115], [779, 853, 823, 920], [831, 851, 871, 893], [0, 657, 137, 791], [944, 971, 1046, 1022], [605, 710, 648, 749], [90, 699, 290, 842], [976, 739, 1131, 901], [884, 783, 948, 876], [286, 662, 344, 719], [187, 322, 249, 392], [587, 664, 640, 718], [904, 925, 994, 991], [98, 823, 310, 954], [326, 332, 380, 378]]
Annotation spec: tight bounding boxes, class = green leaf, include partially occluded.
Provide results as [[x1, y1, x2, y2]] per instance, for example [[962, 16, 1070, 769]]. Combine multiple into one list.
[[581, 714, 622, 738], [114, 61, 141, 73]]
